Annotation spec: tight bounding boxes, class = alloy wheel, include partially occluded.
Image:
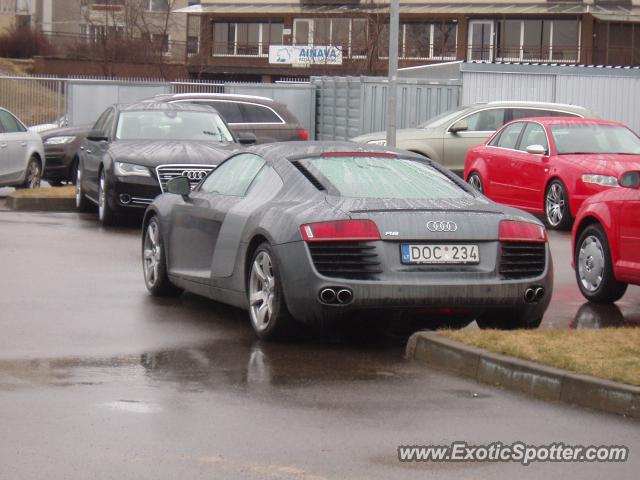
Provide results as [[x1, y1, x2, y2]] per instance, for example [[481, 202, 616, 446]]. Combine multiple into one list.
[[75, 163, 82, 208], [26, 160, 41, 189], [143, 221, 161, 288], [545, 183, 565, 227], [249, 251, 276, 332], [98, 172, 105, 221], [467, 173, 483, 193], [578, 234, 605, 292]]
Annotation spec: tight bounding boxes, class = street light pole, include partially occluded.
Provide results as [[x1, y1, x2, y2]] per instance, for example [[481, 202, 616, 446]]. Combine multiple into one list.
[[386, 0, 399, 147]]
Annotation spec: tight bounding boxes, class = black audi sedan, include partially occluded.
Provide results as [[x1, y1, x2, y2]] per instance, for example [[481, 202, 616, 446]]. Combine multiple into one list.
[[75, 102, 251, 225]]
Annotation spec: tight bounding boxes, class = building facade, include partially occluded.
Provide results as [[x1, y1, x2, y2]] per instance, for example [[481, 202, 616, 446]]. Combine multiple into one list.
[[0, 0, 35, 32], [176, 0, 640, 81]]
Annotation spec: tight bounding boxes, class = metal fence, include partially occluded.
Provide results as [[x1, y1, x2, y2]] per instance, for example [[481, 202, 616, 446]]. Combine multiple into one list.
[[460, 63, 640, 133], [0, 75, 66, 127], [312, 76, 462, 141]]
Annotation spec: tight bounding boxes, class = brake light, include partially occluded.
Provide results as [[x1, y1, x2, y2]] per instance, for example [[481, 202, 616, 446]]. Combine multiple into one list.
[[300, 219, 381, 242], [298, 128, 309, 141], [499, 220, 547, 243]]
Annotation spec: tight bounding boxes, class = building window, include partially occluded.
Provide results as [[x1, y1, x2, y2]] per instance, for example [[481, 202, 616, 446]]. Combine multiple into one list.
[[213, 21, 283, 57], [594, 22, 640, 66], [379, 21, 457, 60], [496, 19, 580, 62], [186, 15, 200, 55], [81, 24, 124, 41], [292, 18, 368, 58], [146, 0, 168, 11]]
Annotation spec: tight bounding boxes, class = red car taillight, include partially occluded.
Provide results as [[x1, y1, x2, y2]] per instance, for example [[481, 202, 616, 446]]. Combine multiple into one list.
[[298, 128, 309, 141], [499, 220, 548, 243], [300, 219, 381, 242]]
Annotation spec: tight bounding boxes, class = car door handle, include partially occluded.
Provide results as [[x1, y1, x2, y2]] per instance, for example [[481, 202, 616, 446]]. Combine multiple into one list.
[[20, 141, 27, 147], [0, 142, 7, 148], [85, 149, 92, 154]]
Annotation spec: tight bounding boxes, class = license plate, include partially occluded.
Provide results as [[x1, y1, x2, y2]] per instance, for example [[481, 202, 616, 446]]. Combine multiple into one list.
[[401, 244, 480, 264]]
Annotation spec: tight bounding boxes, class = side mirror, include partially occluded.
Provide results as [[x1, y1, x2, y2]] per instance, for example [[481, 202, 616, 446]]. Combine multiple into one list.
[[237, 132, 257, 145], [87, 130, 109, 142], [449, 120, 468, 134], [167, 176, 191, 198], [620, 171, 640, 188], [525, 144, 548, 156]]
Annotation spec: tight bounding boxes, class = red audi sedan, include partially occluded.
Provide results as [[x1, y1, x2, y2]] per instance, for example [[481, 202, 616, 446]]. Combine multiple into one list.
[[572, 171, 640, 303], [464, 117, 640, 230]]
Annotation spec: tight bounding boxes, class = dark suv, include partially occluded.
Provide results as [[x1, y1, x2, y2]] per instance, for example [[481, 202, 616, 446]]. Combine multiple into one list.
[[150, 93, 309, 144]]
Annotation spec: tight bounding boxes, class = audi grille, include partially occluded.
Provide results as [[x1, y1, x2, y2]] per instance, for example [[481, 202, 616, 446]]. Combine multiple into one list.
[[156, 164, 215, 192]]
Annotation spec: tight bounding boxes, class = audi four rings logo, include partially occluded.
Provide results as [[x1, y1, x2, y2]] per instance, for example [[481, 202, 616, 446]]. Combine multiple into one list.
[[427, 221, 458, 232], [182, 170, 207, 181]]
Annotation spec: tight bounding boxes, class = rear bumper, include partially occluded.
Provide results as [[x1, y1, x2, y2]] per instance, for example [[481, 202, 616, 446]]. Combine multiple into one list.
[[275, 241, 553, 325]]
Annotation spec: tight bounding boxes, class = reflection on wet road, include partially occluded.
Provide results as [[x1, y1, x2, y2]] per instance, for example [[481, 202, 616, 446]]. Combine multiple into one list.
[[0, 210, 639, 479]]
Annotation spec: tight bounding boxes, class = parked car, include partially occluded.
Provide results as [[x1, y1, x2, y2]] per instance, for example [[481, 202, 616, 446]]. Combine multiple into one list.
[[147, 93, 309, 144], [351, 101, 593, 173], [572, 171, 640, 303], [75, 102, 248, 226], [0, 107, 45, 189], [41, 125, 90, 185], [464, 117, 640, 229], [28, 115, 67, 134], [141, 142, 553, 340]]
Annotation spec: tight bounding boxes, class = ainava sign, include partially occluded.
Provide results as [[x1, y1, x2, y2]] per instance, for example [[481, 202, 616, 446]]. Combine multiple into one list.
[[269, 45, 343, 66]]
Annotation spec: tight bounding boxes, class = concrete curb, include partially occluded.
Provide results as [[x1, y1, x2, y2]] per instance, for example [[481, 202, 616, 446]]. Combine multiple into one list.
[[406, 332, 640, 419], [6, 195, 76, 212]]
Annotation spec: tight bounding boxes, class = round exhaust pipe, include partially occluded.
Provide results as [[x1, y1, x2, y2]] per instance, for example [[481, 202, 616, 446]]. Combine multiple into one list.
[[319, 288, 337, 304], [336, 289, 353, 304], [535, 287, 545, 302], [524, 288, 536, 303]]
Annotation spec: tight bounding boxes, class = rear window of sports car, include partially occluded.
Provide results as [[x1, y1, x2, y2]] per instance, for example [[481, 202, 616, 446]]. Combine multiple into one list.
[[301, 156, 470, 199]]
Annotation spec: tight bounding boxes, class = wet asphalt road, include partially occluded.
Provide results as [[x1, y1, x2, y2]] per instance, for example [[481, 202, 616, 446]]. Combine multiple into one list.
[[0, 205, 639, 479]]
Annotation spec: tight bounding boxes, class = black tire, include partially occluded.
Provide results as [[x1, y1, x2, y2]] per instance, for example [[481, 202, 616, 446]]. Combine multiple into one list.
[[574, 223, 627, 303], [247, 242, 295, 340], [476, 310, 543, 330], [544, 179, 572, 230], [142, 216, 182, 297], [74, 159, 93, 212], [467, 171, 484, 193], [18, 156, 41, 189], [98, 168, 117, 226]]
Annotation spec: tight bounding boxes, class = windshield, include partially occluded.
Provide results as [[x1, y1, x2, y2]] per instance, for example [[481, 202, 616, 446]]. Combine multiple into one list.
[[304, 156, 471, 200], [417, 106, 468, 128], [115, 110, 234, 142], [550, 124, 640, 155]]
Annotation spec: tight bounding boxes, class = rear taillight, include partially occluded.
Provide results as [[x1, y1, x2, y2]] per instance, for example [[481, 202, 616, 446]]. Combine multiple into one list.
[[300, 219, 381, 242], [499, 220, 548, 243], [298, 128, 309, 141]]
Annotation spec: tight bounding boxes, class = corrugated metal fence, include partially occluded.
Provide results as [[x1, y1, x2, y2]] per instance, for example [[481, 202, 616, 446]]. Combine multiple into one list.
[[4, 66, 640, 139], [0, 76, 315, 133], [312, 76, 462, 141], [460, 63, 640, 133]]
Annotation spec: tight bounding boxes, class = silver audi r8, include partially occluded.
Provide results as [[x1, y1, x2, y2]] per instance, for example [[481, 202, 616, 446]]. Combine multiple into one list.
[[141, 142, 553, 340]]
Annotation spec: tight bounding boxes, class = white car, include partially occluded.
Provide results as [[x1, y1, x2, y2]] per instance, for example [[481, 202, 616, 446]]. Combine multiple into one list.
[[0, 108, 46, 189]]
